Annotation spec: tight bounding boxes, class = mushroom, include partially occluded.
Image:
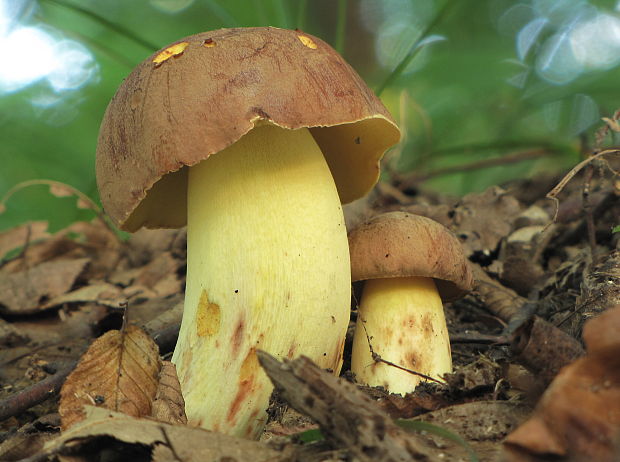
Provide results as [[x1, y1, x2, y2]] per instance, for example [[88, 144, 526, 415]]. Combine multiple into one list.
[[96, 27, 400, 438], [348, 212, 473, 394]]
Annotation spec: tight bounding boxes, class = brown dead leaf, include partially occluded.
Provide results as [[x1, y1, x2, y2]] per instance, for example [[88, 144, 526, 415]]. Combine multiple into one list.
[[42, 282, 124, 309], [0, 221, 49, 260], [123, 252, 182, 300], [126, 228, 186, 266], [451, 186, 522, 258], [0, 318, 28, 347], [1, 221, 119, 279], [420, 401, 530, 442], [443, 355, 502, 393], [0, 258, 89, 315], [43, 407, 287, 462], [504, 305, 620, 462], [59, 325, 161, 430], [151, 361, 187, 425]]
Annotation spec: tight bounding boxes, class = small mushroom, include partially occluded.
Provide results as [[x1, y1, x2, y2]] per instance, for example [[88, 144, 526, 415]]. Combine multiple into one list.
[[348, 212, 473, 394], [96, 28, 400, 438]]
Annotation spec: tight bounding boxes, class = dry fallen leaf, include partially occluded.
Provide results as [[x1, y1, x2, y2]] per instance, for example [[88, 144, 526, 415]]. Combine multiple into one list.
[[451, 186, 522, 258], [123, 252, 183, 300], [43, 407, 285, 462], [504, 305, 620, 462], [151, 361, 187, 425], [0, 221, 49, 260], [59, 325, 162, 430], [0, 258, 90, 315], [42, 282, 124, 309]]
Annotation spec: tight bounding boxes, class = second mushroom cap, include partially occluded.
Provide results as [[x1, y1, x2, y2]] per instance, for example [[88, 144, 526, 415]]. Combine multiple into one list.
[[349, 211, 474, 301]]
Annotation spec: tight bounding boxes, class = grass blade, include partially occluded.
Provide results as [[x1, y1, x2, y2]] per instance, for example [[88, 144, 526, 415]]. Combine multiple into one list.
[[376, 1, 454, 97], [42, 0, 160, 51], [335, 0, 347, 54], [296, 0, 307, 30]]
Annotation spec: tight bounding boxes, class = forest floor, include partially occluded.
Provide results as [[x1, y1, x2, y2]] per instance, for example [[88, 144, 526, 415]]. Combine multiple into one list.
[[0, 149, 619, 462]]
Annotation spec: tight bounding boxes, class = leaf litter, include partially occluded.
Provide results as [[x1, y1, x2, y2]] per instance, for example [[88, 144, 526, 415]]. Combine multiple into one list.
[[0, 120, 619, 461]]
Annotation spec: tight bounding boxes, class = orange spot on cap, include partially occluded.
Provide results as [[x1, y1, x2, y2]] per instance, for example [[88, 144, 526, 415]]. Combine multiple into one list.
[[297, 35, 317, 49], [202, 38, 216, 48], [153, 42, 189, 66]]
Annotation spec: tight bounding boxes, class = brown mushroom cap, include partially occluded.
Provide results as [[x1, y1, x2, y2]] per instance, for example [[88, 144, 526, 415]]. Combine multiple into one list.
[[96, 27, 400, 231], [349, 212, 474, 301]]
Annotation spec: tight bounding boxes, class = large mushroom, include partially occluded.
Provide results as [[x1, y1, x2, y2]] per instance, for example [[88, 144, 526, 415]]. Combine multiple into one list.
[[348, 212, 473, 394], [96, 27, 400, 438]]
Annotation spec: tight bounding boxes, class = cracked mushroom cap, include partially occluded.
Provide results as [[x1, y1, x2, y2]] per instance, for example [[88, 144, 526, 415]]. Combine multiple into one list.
[[349, 212, 474, 301], [96, 27, 400, 232]]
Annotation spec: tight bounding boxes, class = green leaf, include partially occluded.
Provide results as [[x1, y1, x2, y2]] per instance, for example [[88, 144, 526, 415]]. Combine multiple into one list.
[[396, 419, 480, 462], [294, 428, 324, 443], [613, 225, 620, 233]]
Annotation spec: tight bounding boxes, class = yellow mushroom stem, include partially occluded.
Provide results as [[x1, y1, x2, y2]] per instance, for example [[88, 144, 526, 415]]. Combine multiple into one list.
[[351, 276, 452, 395], [172, 123, 350, 439]]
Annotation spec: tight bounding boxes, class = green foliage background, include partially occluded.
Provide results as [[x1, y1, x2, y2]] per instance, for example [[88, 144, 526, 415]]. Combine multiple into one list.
[[1, 0, 619, 232]]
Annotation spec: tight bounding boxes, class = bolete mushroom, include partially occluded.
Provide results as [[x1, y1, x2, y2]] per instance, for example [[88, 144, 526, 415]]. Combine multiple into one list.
[[348, 212, 473, 394], [96, 27, 400, 438]]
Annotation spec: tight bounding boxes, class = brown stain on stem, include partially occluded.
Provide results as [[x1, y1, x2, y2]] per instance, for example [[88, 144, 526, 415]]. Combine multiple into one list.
[[227, 348, 259, 424], [231, 317, 246, 357]]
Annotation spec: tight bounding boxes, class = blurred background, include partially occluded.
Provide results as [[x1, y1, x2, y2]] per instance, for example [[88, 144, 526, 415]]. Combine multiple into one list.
[[1, 0, 619, 232]]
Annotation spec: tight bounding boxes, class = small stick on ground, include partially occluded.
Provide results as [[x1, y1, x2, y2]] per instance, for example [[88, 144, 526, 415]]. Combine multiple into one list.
[[258, 351, 432, 461], [397, 148, 552, 190], [544, 148, 619, 233], [0, 360, 77, 422], [583, 162, 598, 258], [360, 319, 445, 385], [471, 263, 530, 324]]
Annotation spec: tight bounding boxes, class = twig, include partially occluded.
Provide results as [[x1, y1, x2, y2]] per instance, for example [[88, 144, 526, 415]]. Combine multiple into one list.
[[0, 360, 76, 422], [360, 318, 444, 385], [258, 352, 432, 461], [544, 148, 620, 232], [449, 332, 510, 345], [583, 162, 598, 258], [397, 148, 551, 191]]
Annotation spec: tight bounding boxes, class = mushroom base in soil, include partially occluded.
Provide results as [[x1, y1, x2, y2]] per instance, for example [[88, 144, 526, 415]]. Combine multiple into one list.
[[171, 123, 350, 438], [351, 276, 452, 394], [347, 212, 474, 396]]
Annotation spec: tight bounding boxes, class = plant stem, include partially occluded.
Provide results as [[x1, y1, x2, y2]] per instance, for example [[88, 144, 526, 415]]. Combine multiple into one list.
[[376, 1, 454, 97]]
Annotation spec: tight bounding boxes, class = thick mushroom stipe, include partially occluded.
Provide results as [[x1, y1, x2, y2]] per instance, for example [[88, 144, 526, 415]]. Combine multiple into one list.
[[172, 123, 350, 437], [351, 276, 451, 394]]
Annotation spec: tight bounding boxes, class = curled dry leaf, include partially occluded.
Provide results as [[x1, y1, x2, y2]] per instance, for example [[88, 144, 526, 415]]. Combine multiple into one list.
[[504, 305, 620, 462], [42, 282, 124, 309], [42, 407, 285, 462], [151, 361, 187, 425], [0, 258, 90, 315], [59, 325, 162, 430]]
